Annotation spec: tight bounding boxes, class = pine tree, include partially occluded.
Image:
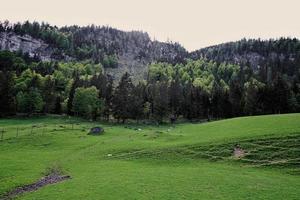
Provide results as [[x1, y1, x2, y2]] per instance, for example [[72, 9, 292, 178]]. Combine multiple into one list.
[[169, 77, 183, 118], [130, 82, 146, 121], [54, 96, 62, 114], [152, 81, 169, 123], [67, 72, 80, 115], [103, 75, 114, 121], [0, 71, 16, 117], [272, 75, 290, 114], [42, 75, 55, 113], [112, 72, 133, 123], [229, 79, 244, 116]]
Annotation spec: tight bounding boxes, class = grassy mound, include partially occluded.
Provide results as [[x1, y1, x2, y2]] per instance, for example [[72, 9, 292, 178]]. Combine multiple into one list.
[[110, 134, 300, 173]]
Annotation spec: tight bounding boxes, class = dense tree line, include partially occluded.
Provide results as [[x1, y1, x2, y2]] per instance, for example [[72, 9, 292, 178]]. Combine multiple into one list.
[[1, 50, 299, 122], [190, 38, 300, 83], [191, 38, 300, 60]]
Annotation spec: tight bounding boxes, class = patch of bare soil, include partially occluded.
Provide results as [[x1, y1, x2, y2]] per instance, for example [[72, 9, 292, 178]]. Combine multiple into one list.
[[0, 172, 71, 200], [233, 146, 245, 158]]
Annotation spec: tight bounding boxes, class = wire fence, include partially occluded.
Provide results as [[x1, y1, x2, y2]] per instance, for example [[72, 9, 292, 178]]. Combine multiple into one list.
[[0, 122, 96, 141]]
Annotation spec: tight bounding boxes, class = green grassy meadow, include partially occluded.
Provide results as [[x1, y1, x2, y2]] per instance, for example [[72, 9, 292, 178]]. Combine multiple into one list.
[[0, 114, 300, 199]]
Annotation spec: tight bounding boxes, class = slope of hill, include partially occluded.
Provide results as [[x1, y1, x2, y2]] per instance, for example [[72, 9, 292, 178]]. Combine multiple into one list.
[[2, 21, 300, 82], [0, 114, 300, 199], [0, 21, 187, 81], [190, 38, 300, 82]]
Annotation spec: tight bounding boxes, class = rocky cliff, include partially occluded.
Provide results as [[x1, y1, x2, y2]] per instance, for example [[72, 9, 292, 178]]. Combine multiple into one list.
[[0, 27, 187, 81], [0, 32, 55, 61]]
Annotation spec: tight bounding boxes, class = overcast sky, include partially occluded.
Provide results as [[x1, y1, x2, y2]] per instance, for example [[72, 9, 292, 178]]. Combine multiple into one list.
[[1, 0, 299, 51]]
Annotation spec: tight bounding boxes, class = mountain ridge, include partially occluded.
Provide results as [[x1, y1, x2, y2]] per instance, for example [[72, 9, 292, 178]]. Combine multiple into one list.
[[1, 20, 300, 81]]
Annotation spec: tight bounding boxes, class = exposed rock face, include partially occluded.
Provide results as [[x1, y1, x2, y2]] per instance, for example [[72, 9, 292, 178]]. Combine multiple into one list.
[[106, 53, 149, 82], [0, 32, 54, 61], [0, 30, 187, 82], [105, 39, 187, 82], [66, 28, 187, 81]]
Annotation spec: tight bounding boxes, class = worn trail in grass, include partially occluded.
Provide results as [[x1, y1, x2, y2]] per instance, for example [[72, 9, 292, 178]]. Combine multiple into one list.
[[0, 114, 300, 199]]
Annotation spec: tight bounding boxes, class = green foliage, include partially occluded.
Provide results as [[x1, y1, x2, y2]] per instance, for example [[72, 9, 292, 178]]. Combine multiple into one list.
[[130, 82, 146, 120], [143, 101, 151, 119], [148, 59, 239, 94], [147, 57, 300, 120], [10, 21, 70, 49], [152, 81, 169, 122], [72, 86, 101, 119], [148, 62, 174, 82], [58, 61, 103, 78], [244, 78, 265, 115], [16, 88, 44, 113], [112, 73, 134, 122], [0, 33, 300, 121], [0, 71, 16, 116], [102, 54, 118, 68]]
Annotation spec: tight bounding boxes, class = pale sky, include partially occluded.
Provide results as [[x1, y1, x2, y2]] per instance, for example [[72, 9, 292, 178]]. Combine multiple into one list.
[[1, 0, 299, 51]]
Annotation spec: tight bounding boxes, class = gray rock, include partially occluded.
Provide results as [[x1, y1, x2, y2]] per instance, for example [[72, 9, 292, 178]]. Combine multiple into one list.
[[88, 127, 104, 135], [0, 32, 53, 61]]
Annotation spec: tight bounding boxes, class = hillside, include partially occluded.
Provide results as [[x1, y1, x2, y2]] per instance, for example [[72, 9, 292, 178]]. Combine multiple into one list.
[[0, 21, 187, 81], [1, 21, 300, 82], [0, 114, 299, 199], [1, 21, 300, 121], [190, 38, 300, 83]]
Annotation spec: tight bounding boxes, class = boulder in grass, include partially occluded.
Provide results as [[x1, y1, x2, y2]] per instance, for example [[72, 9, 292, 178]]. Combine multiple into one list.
[[88, 127, 104, 135]]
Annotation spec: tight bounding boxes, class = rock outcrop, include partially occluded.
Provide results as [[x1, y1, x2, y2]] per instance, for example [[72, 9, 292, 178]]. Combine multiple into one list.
[[0, 30, 187, 82], [0, 32, 54, 61]]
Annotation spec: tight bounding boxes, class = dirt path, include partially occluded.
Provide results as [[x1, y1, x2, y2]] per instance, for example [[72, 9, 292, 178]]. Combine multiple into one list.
[[233, 147, 245, 158], [0, 172, 71, 200]]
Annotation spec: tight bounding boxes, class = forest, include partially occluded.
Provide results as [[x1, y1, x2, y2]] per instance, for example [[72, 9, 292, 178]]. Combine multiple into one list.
[[0, 21, 300, 122], [0, 48, 299, 123]]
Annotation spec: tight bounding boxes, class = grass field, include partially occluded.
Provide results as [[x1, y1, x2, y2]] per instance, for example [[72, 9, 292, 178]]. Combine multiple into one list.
[[0, 114, 300, 199]]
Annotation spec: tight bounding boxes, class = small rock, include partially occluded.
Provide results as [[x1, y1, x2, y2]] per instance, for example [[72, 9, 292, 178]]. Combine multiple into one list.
[[88, 127, 104, 135]]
